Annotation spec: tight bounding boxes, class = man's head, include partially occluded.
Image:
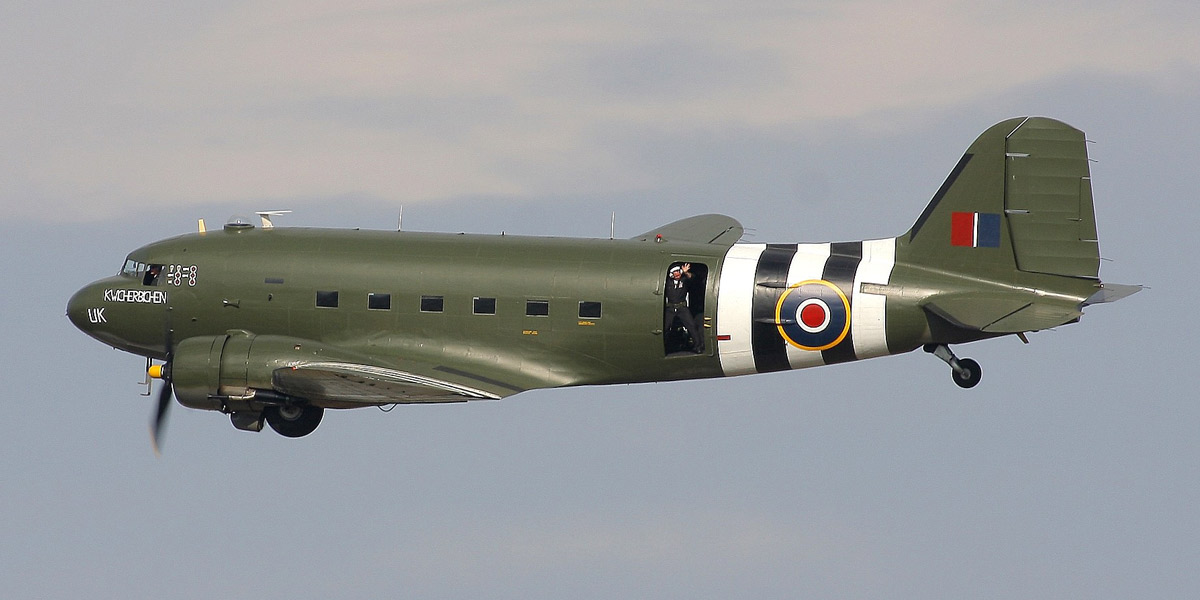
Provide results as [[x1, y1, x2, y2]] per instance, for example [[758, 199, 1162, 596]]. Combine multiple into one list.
[[669, 266, 682, 279]]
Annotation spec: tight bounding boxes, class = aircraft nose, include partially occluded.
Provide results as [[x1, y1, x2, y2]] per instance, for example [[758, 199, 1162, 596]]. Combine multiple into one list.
[[66, 283, 100, 334]]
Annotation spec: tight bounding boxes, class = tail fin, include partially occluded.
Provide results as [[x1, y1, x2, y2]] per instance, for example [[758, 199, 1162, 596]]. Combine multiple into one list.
[[901, 117, 1100, 280]]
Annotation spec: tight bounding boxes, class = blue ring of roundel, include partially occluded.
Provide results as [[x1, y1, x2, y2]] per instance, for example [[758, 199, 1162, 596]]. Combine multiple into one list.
[[774, 279, 851, 351]]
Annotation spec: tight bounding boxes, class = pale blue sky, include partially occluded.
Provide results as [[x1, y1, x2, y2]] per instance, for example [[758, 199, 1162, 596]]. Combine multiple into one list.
[[2, 2, 1196, 598]]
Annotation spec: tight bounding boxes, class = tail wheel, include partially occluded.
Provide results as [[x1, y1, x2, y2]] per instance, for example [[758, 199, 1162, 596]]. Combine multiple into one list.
[[952, 358, 982, 389], [265, 404, 324, 438]]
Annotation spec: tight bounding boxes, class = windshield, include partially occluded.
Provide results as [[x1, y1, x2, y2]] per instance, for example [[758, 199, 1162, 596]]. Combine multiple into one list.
[[119, 257, 162, 285]]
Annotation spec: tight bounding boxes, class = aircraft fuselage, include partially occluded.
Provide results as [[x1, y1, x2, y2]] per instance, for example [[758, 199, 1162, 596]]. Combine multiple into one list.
[[69, 224, 975, 394], [66, 117, 1135, 441]]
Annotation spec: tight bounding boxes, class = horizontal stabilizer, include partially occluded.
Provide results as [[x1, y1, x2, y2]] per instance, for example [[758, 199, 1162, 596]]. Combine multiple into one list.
[[924, 292, 1082, 334], [633, 214, 744, 245], [982, 303, 1083, 333], [1084, 283, 1143, 306]]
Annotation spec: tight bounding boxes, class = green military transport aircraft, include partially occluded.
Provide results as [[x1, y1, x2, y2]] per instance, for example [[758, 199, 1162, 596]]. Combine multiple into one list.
[[67, 117, 1139, 448]]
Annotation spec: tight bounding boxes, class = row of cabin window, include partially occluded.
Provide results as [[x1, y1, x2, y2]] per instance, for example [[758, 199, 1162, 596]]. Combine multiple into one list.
[[315, 291, 602, 318]]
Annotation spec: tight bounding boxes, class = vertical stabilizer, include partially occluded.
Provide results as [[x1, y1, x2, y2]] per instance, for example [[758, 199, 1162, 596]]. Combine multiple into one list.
[[902, 117, 1101, 280]]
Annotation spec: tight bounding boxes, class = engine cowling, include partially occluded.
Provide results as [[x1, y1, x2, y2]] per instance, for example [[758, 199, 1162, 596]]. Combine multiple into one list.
[[170, 332, 358, 412]]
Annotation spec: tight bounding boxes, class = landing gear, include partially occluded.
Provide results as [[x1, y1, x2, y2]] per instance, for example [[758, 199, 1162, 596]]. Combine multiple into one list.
[[924, 344, 982, 389], [264, 404, 324, 437], [950, 358, 982, 389]]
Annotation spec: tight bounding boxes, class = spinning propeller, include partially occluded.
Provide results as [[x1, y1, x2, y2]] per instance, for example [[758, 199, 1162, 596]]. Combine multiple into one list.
[[147, 321, 174, 455], [148, 359, 172, 454]]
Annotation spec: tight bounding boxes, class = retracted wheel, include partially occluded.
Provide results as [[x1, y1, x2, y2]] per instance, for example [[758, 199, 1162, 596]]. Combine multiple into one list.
[[951, 358, 982, 389], [265, 404, 324, 438]]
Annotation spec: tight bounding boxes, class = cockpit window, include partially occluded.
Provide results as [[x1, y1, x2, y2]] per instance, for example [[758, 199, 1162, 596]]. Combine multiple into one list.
[[121, 258, 143, 277], [120, 258, 163, 286], [143, 264, 163, 286]]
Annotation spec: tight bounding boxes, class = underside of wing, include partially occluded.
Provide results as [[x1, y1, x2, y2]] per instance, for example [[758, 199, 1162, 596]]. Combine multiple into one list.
[[273, 361, 512, 408]]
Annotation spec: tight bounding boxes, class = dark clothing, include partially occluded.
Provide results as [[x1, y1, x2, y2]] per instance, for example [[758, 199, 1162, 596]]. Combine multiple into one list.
[[665, 277, 689, 304], [664, 276, 704, 353]]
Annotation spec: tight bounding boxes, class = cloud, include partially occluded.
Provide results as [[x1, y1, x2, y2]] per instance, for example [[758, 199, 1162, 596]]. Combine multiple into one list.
[[3, 1, 1198, 221]]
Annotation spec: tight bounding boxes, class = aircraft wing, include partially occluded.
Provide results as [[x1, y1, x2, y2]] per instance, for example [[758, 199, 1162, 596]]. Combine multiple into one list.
[[170, 333, 534, 409], [633, 214, 744, 245], [272, 360, 512, 407]]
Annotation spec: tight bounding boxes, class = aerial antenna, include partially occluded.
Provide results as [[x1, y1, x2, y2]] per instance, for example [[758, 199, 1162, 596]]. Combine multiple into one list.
[[397, 206, 404, 232], [256, 210, 292, 229], [610, 211, 615, 240]]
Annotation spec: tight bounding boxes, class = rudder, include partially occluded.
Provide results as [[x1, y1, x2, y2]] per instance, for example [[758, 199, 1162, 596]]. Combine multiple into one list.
[[1004, 118, 1099, 278]]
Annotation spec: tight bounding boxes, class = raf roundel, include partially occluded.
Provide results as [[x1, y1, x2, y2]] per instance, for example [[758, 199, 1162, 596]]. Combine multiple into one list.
[[774, 279, 851, 351]]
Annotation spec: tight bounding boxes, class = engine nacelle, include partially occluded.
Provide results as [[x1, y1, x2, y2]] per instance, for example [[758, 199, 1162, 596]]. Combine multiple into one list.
[[170, 332, 357, 413]]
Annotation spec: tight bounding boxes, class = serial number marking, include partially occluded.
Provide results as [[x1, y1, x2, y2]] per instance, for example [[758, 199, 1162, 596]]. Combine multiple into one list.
[[166, 264, 198, 287]]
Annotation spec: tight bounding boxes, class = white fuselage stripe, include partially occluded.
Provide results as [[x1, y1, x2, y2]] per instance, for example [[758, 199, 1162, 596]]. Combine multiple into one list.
[[716, 243, 766, 376], [851, 237, 896, 360], [717, 238, 898, 376], [784, 243, 832, 369]]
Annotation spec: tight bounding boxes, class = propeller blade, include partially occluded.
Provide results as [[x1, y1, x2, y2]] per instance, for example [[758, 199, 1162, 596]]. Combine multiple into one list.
[[150, 371, 172, 455], [152, 318, 175, 454]]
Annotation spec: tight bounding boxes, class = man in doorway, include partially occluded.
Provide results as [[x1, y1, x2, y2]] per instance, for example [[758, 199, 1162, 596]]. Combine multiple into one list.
[[664, 263, 704, 354]]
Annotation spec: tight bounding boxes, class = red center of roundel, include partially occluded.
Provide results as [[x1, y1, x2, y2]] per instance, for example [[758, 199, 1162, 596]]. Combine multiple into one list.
[[800, 303, 827, 329]]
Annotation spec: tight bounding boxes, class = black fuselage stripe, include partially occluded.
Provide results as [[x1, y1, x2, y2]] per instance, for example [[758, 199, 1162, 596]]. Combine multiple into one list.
[[751, 244, 797, 373], [821, 241, 863, 365]]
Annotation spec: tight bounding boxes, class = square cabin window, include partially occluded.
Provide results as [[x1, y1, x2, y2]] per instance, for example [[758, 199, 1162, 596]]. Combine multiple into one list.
[[473, 297, 497, 315], [526, 300, 549, 317], [578, 301, 602, 319], [420, 295, 444, 313], [316, 291, 339, 308], [368, 293, 391, 310]]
